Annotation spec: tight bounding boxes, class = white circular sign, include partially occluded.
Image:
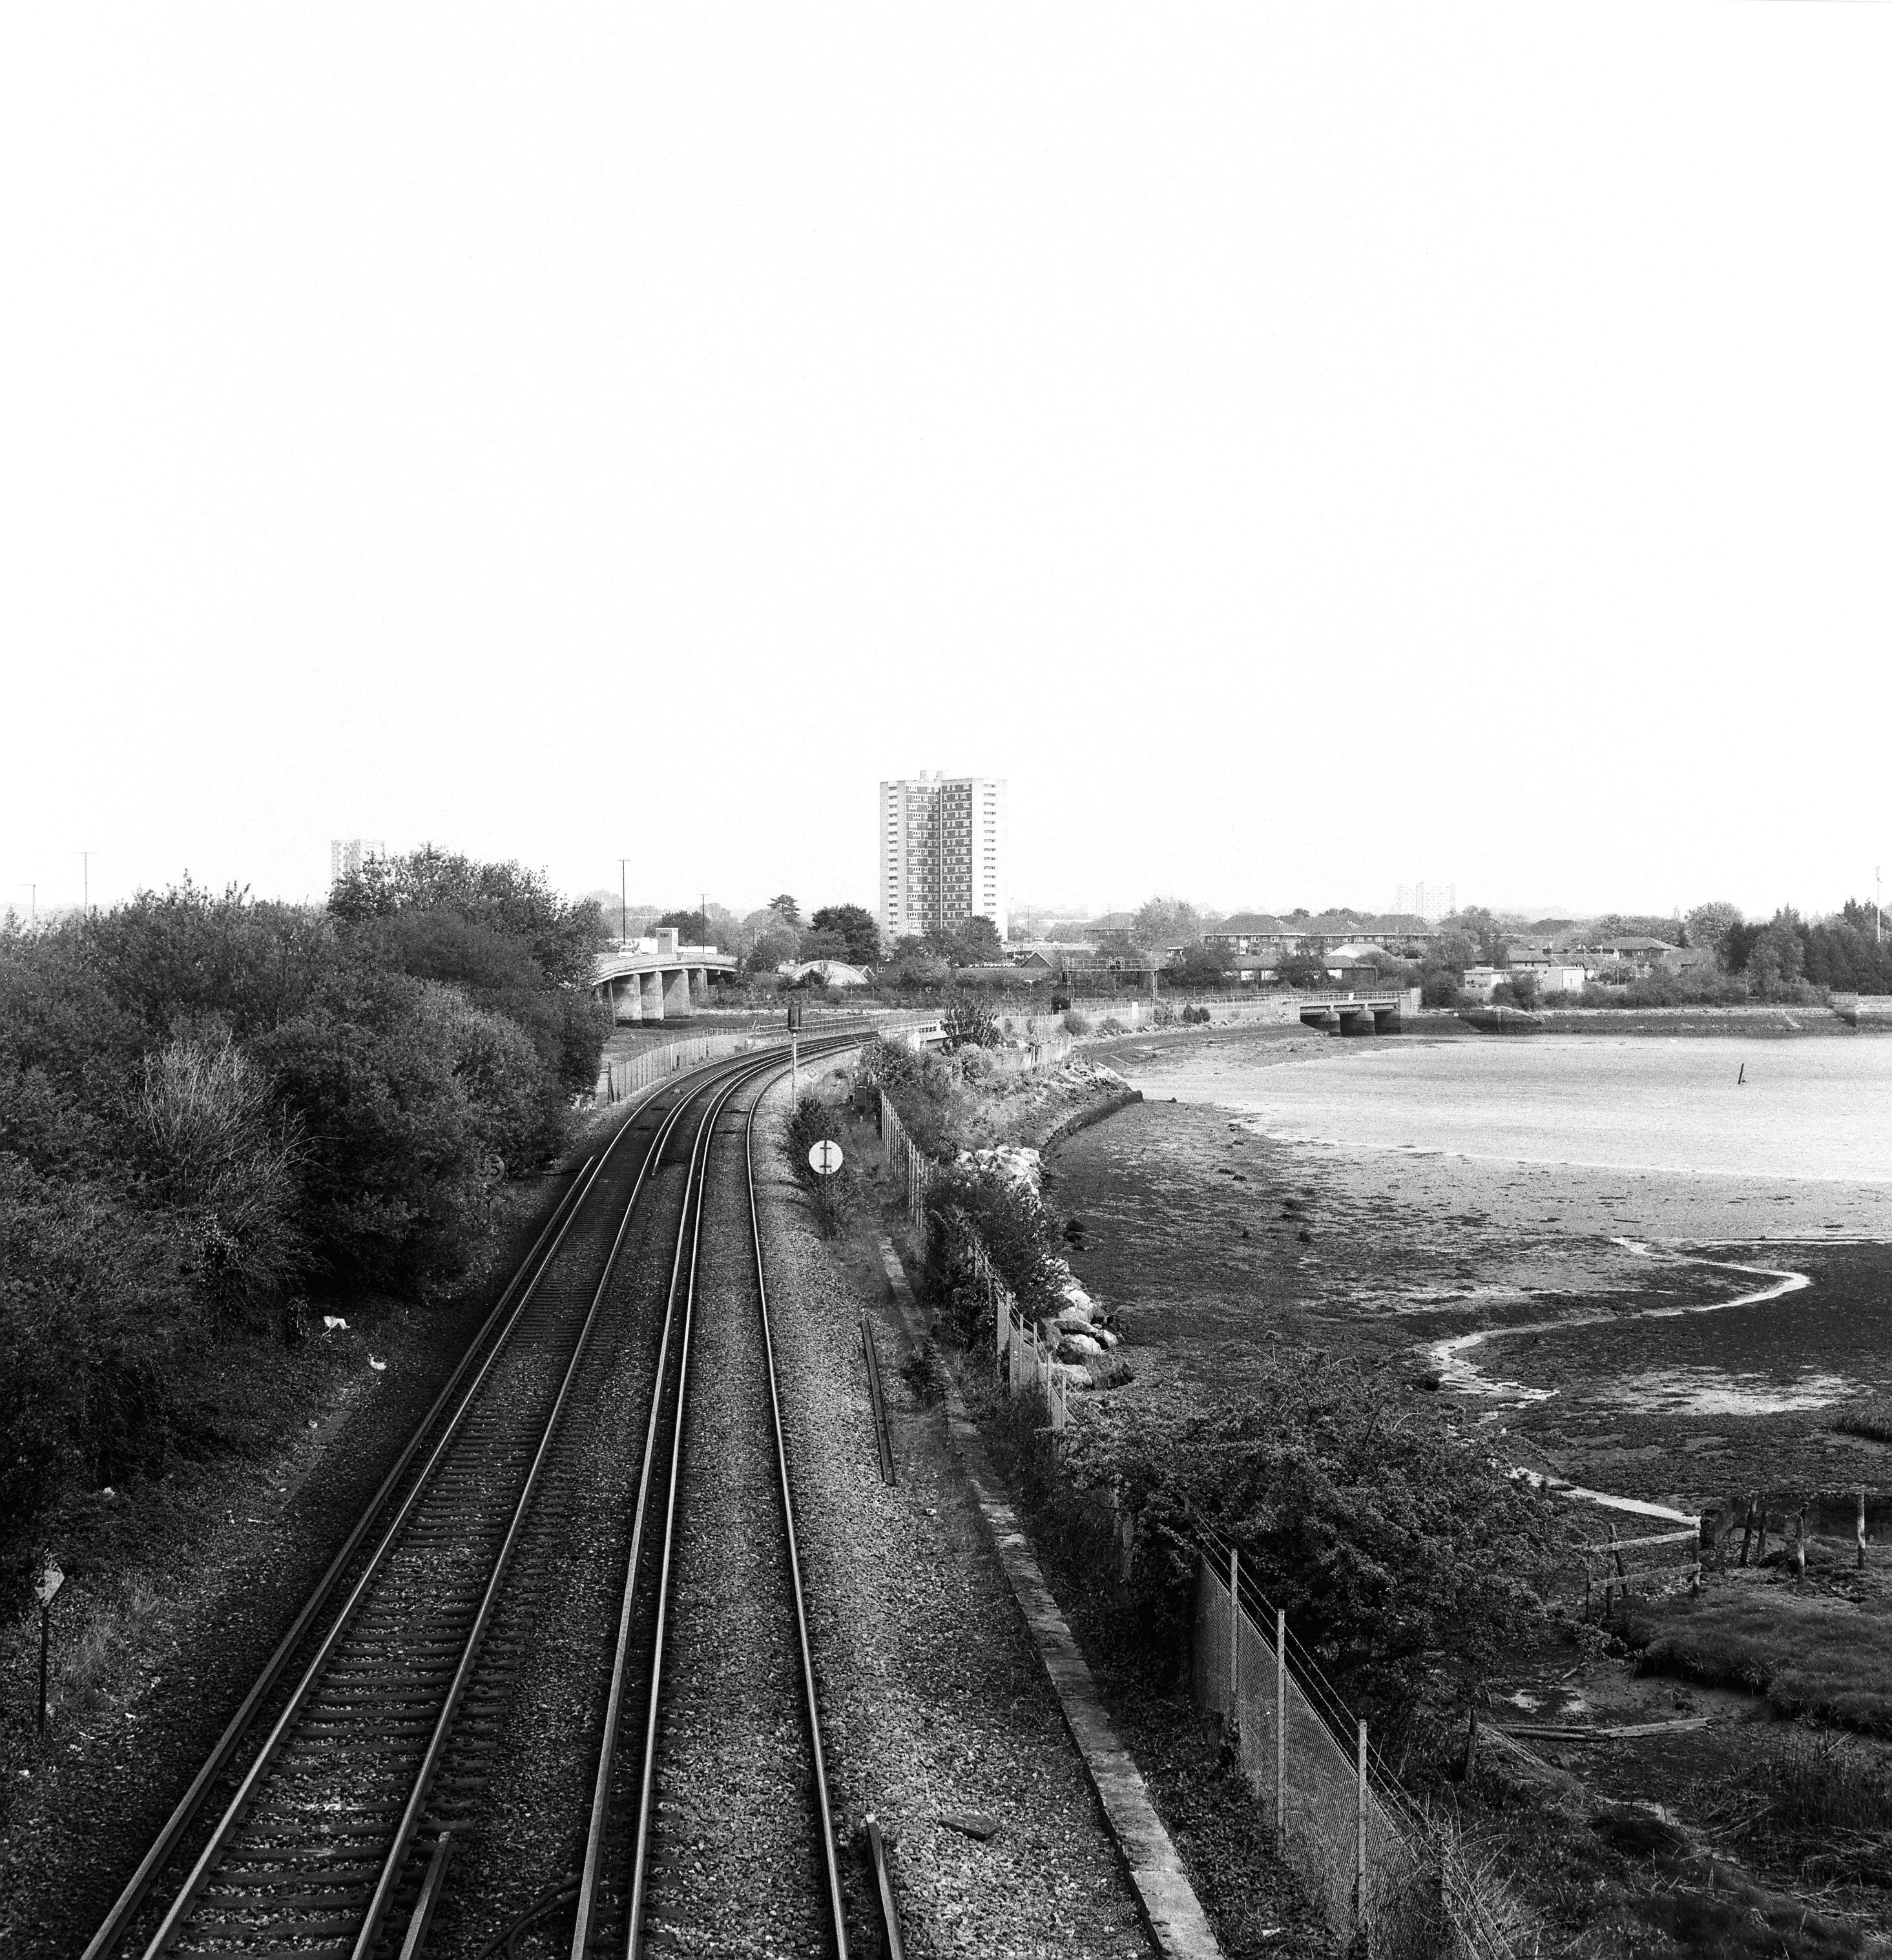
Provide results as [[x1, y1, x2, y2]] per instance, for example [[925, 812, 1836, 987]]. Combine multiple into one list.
[[807, 1140, 844, 1177]]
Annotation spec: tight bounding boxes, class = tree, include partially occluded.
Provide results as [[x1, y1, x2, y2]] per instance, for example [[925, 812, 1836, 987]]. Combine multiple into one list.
[[739, 910, 800, 974], [330, 846, 606, 986], [767, 894, 802, 925], [1131, 896, 1203, 952], [1063, 1351, 1574, 1718], [1163, 942, 1232, 989], [1277, 951, 1329, 989], [796, 930, 849, 964], [1440, 908, 1507, 965], [1745, 913, 1807, 999], [809, 903, 880, 966], [1684, 902, 1743, 967], [653, 905, 737, 952]]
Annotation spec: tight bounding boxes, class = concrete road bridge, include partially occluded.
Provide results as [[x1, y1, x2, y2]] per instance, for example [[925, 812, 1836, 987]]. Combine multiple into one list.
[[591, 927, 737, 1022], [1295, 986, 1418, 1033]]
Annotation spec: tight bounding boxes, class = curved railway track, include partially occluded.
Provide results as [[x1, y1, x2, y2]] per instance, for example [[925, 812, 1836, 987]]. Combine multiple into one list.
[[567, 1058, 850, 1960], [82, 1033, 871, 1960]]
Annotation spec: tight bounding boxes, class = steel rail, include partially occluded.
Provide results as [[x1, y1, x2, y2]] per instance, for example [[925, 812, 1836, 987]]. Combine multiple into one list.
[[741, 1067, 853, 1955], [346, 1054, 733, 1960], [84, 1048, 750, 1960], [860, 1313, 897, 1485], [80, 1151, 601, 1960], [619, 1064, 749, 1960], [570, 1037, 866, 1960], [133, 1074, 705, 1960]]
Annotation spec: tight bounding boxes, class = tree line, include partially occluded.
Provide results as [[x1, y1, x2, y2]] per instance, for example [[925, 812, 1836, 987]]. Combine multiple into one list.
[[0, 851, 610, 1603]]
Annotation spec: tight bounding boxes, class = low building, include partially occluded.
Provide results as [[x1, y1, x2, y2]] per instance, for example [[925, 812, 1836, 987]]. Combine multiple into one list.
[[1202, 911, 1442, 962], [779, 959, 871, 987]]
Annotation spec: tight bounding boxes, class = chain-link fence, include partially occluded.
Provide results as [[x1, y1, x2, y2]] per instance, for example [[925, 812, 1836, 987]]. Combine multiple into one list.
[[879, 1057, 1512, 1954], [1192, 1547, 1515, 1958]]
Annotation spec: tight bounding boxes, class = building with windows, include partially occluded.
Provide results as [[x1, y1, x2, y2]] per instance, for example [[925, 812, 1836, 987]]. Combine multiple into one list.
[[878, 774, 1008, 946], [329, 838, 384, 884]]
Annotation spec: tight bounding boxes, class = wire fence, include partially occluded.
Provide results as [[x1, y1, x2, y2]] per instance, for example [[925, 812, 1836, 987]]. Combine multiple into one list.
[[877, 1075, 1512, 1957]]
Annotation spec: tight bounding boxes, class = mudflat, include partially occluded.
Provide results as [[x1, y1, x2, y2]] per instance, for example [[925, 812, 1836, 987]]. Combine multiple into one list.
[[1048, 1025, 1892, 1512]]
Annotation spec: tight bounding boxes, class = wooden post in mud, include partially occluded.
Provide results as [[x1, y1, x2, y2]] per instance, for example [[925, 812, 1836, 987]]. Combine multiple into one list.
[[1609, 1521, 1628, 1605], [1756, 1495, 1768, 1565], [1739, 1493, 1756, 1567], [1860, 1489, 1869, 1570], [1794, 1505, 1807, 1579]]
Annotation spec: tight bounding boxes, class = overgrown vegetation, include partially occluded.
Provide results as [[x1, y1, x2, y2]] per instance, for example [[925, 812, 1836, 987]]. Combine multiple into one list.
[[780, 1093, 857, 1236], [1625, 1586, 1892, 1735], [1054, 1353, 1578, 1724], [0, 854, 609, 1607], [920, 1162, 1066, 1347], [1834, 1400, 1892, 1446]]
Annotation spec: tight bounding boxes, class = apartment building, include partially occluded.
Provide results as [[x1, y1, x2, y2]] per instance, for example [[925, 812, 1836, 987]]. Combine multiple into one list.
[[878, 774, 1008, 945], [329, 838, 384, 883]]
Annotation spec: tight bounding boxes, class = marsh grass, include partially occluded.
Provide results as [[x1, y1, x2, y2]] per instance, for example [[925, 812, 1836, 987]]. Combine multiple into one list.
[[1833, 1399, 1892, 1447], [1627, 1587, 1892, 1734]]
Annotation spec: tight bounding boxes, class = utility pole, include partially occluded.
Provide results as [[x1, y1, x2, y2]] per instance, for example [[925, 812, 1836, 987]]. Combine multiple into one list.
[[80, 851, 92, 918], [1878, 867, 1883, 947], [619, 858, 629, 947], [701, 891, 707, 951]]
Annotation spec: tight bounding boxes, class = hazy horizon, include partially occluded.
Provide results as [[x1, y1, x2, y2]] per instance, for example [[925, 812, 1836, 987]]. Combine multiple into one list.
[[6, 7, 1888, 925]]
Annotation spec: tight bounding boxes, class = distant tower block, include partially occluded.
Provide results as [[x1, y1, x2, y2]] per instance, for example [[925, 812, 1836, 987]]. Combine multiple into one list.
[[878, 773, 1008, 947], [330, 838, 386, 884]]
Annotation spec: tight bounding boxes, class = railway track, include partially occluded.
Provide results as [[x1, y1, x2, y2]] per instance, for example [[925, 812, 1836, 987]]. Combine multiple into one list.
[[82, 1033, 871, 1960], [567, 1054, 851, 1959]]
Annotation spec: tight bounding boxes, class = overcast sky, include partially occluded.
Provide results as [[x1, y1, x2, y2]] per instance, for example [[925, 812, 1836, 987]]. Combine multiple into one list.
[[5, 6, 1888, 927]]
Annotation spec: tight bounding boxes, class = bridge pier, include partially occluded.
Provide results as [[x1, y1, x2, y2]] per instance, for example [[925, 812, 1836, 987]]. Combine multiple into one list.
[[610, 975, 643, 1024], [689, 965, 709, 1002], [640, 970, 665, 1020], [1340, 1006, 1374, 1037], [662, 968, 691, 1018], [1372, 1004, 1403, 1033]]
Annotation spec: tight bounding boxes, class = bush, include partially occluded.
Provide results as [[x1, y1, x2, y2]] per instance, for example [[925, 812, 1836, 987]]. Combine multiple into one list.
[[781, 1094, 855, 1237], [1061, 1009, 1092, 1035], [0, 862, 609, 1588], [941, 995, 1002, 1051], [1059, 1348, 1575, 1717], [921, 1164, 1065, 1348]]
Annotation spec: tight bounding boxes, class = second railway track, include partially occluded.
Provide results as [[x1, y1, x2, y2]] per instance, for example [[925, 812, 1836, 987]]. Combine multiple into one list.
[[569, 1055, 850, 1960], [83, 1032, 872, 1960]]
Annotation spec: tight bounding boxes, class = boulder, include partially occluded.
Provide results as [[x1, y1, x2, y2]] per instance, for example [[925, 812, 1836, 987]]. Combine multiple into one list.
[[1057, 1332, 1103, 1361], [1055, 1304, 1096, 1334]]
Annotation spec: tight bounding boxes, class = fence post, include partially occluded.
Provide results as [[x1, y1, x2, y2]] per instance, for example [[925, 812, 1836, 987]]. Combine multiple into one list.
[[1228, 1549, 1240, 1722], [1355, 1720, 1368, 1939], [1861, 1487, 1869, 1570], [1274, 1608, 1286, 1853]]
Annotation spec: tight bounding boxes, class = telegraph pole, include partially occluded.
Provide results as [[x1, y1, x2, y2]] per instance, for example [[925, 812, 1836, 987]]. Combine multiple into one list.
[[1877, 867, 1883, 946], [619, 858, 629, 946], [80, 851, 92, 918]]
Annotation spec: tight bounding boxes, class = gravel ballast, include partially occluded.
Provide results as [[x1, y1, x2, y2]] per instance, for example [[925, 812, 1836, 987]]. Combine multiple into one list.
[[756, 1077, 1158, 1960]]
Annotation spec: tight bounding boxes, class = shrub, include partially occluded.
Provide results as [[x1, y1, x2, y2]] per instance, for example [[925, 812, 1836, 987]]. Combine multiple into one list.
[[1060, 1348, 1576, 1717], [1062, 1009, 1092, 1035], [942, 995, 1001, 1051], [781, 1093, 855, 1237], [922, 1164, 1065, 1348]]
